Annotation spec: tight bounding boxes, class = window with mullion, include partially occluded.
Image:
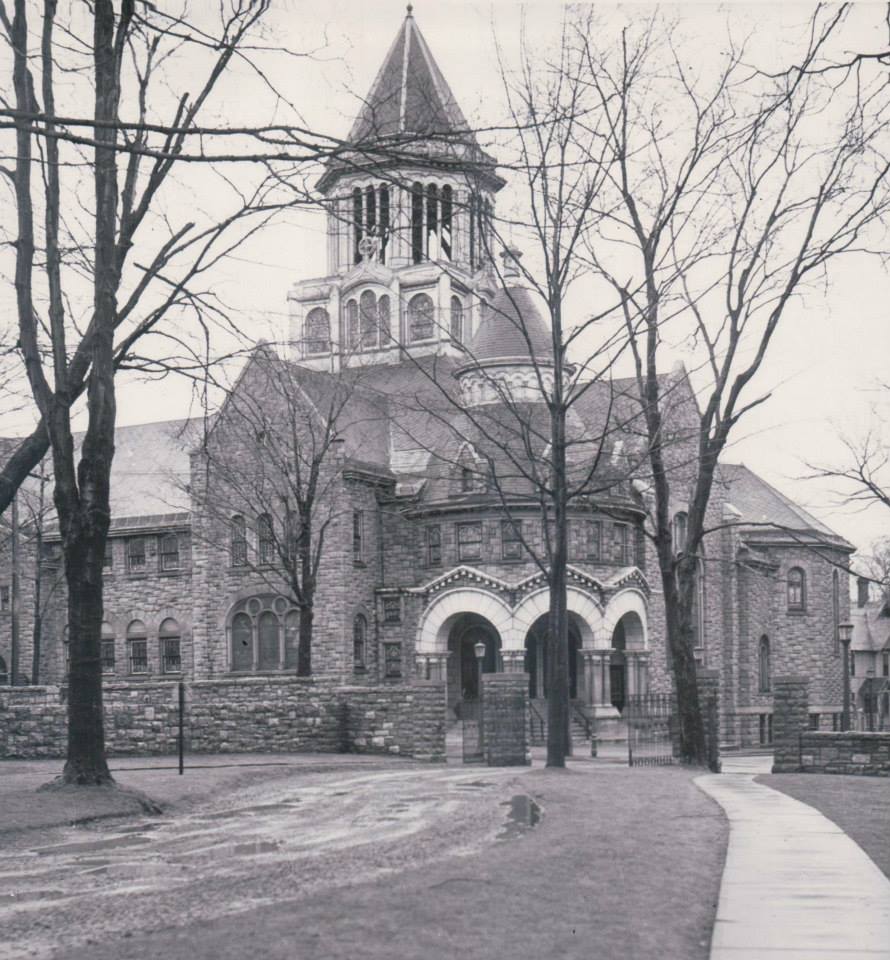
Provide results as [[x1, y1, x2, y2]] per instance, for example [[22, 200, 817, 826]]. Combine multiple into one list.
[[427, 525, 442, 566], [502, 519, 523, 560], [457, 521, 483, 562]]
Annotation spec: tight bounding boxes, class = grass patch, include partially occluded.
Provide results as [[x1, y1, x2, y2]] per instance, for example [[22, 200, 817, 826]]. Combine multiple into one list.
[[758, 774, 890, 878]]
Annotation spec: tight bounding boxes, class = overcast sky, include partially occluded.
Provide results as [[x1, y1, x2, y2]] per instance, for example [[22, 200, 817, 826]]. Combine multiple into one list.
[[2, 1, 888, 558]]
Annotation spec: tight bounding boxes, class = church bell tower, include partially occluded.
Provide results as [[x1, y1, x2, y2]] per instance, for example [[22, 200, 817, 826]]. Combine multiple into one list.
[[288, 7, 505, 370]]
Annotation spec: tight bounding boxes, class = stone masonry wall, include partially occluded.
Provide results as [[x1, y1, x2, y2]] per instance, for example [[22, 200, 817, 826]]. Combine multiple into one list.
[[771, 676, 809, 773], [799, 732, 890, 777], [482, 672, 530, 766], [0, 678, 446, 761]]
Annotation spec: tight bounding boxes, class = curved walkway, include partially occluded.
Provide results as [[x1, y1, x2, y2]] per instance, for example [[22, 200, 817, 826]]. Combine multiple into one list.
[[696, 764, 890, 960]]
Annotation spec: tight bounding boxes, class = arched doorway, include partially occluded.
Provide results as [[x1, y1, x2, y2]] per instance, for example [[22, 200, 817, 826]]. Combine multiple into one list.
[[610, 611, 644, 712], [524, 615, 582, 701], [446, 614, 501, 706]]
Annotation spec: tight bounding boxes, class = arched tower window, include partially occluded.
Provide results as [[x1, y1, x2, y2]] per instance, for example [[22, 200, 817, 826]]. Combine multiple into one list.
[[441, 185, 453, 260], [230, 515, 247, 567], [353, 614, 367, 672], [365, 185, 376, 241], [360, 290, 378, 348], [346, 299, 359, 350], [787, 567, 805, 612], [411, 182, 424, 264], [378, 295, 391, 344], [450, 296, 463, 343], [305, 307, 330, 355], [759, 635, 771, 693], [426, 184, 439, 258], [352, 187, 363, 264], [408, 293, 435, 342], [378, 187, 390, 262], [469, 194, 477, 270]]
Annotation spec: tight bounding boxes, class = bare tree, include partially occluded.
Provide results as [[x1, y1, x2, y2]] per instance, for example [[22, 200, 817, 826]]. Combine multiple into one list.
[[0, 0, 337, 783], [575, 5, 890, 762], [189, 345, 379, 676]]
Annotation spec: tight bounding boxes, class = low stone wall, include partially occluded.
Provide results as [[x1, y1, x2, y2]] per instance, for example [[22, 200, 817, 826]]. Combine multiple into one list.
[[799, 732, 890, 777], [0, 678, 446, 761]]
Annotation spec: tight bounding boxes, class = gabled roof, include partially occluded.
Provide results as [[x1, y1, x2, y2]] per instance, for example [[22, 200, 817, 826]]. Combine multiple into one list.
[[716, 462, 851, 548], [348, 10, 474, 145], [851, 599, 890, 652]]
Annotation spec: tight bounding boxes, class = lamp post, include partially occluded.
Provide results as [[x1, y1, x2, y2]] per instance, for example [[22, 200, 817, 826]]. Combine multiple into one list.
[[839, 622, 853, 732], [474, 641, 486, 761]]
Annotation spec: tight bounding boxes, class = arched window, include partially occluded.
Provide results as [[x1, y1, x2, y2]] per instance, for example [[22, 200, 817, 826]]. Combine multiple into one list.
[[360, 289, 377, 348], [378, 295, 391, 344], [346, 299, 359, 350], [378, 187, 390, 262], [159, 618, 181, 674], [408, 293, 435, 342], [100, 621, 115, 673], [426, 183, 439, 258], [229, 595, 301, 673], [450, 296, 463, 343], [257, 513, 274, 565], [441, 185, 453, 259], [832, 569, 840, 655], [411, 182, 424, 264], [353, 614, 367, 672], [160, 533, 180, 571], [759, 635, 771, 693], [305, 308, 330, 355], [673, 512, 688, 554], [231, 515, 247, 567], [787, 567, 805, 611], [365, 184, 376, 240], [692, 556, 706, 656], [285, 609, 300, 670], [127, 620, 148, 674], [258, 611, 280, 671], [352, 187, 363, 264], [231, 611, 253, 671]]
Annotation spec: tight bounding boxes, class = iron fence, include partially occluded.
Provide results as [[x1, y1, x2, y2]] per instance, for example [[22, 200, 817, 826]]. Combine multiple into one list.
[[626, 693, 676, 767]]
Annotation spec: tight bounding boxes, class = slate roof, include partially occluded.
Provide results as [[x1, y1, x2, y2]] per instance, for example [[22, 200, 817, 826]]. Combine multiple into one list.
[[470, 286, 553, 362], [851, 600, 890, 653], [348, 10, 475, 145], [715, 462, 850, 547]]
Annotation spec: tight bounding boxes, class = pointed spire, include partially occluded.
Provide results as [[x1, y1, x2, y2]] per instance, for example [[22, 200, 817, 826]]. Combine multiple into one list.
[[347, 11, 473, 144]]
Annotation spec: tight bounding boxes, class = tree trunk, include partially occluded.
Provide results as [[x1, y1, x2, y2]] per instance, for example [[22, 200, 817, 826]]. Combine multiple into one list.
[[298, 603, 313, 677], [62, 526, 111, 783]]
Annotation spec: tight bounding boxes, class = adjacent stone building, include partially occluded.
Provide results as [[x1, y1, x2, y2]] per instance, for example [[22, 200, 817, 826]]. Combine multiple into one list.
[[1, 10, 852, 750]]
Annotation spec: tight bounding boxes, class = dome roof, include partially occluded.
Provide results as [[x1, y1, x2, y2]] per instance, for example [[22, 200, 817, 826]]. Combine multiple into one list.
[[470, 286, 552, 362]]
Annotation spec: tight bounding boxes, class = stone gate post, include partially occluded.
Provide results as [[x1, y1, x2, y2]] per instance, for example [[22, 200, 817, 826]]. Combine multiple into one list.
[[771, 676, 809, 773]]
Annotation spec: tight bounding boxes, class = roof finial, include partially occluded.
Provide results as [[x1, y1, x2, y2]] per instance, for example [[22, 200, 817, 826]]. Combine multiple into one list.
[[406, 3, 413, 17]]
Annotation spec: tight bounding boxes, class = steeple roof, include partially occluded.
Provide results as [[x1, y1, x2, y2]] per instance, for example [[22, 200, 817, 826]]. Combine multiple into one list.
[[348, 9, 475, 144]]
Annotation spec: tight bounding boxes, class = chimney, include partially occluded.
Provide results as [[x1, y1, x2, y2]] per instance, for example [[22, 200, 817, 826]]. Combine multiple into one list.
[[857, 576, 870, 608]]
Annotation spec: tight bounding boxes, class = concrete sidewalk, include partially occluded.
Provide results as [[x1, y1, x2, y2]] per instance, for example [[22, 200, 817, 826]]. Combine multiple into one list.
[[697, 766, 890, 960]]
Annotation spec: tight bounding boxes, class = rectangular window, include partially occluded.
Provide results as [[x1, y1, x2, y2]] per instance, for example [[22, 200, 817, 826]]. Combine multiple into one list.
[[383, 596, 401, 624], [883, 652, 889, 678], [427, 525, 442, 566], [613, 523, 629, 565], [160, 534, 180, 571], [808, 713, 820, 731], [0, 584, 9, 611], [103, 539, 113, 570], [501, 519, 522, 560], [352, 510, 364, 564], [457, 521, 483, 562], [384, 642, 402, 679], [161, 638, 181, 674], [127, 537, 146, 572], [587, 521, 601, 561], [101, 640, 115, 672], [128, 639, 148, 674]]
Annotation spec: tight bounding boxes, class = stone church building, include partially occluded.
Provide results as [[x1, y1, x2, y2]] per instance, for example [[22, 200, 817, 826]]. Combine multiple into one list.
[[1, 11, 851, 752]]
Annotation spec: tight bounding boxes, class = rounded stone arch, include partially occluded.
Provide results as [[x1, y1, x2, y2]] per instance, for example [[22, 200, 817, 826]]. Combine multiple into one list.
[[416, 588, 514, 654], [513, 586, 603, 650], [602, 589, 649, 650]]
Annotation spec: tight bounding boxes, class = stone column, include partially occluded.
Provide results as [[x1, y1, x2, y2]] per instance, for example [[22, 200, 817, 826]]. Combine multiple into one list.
[[771, 676, 809, 773], [426, 653, 449, 683], [637, 652, 650, 697], [501, 651, 525, 674], [592, 650, 619, 719], [626, 653, 637, 698], [581, 650, 597, 705]]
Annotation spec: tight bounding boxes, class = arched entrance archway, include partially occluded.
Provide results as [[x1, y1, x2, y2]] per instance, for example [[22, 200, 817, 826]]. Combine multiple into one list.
[[611, 611, 644, 712], [524, 614, 582, 702], [446, 613, 501, 706]]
